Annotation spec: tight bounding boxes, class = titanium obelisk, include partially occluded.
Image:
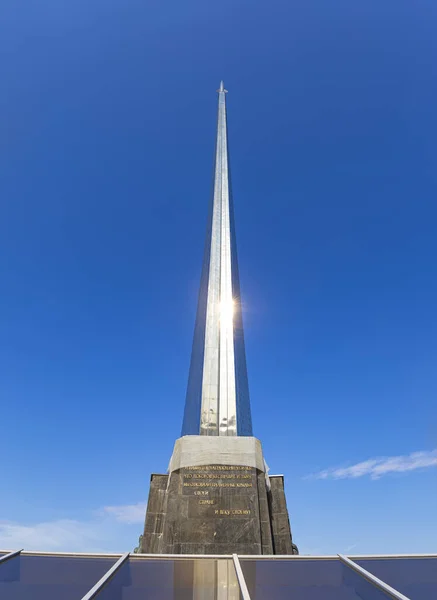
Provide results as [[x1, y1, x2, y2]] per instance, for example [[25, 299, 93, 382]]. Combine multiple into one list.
[[182, 81, 252, 438], [139, 83, 298, 555]]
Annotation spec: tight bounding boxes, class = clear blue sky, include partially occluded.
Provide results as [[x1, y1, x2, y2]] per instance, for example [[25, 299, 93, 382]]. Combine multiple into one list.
[[1, 0, 436, 554]]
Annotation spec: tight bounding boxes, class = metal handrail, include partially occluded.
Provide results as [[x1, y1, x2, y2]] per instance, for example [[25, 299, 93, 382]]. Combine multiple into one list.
[[130, 553, 234, 560], [232, 554, 252, 600], [0, 550, 22, 564], [2, 548, 435, 560], [347, 553, 437, 559], [237, 554, 338, 560], [339, 554, 411, 600], [0, 547, 429, 600], [80, 552, 129, 600]]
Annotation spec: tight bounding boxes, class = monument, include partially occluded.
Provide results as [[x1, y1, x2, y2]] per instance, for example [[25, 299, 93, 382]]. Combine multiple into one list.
[[139, 83, 298, 556]]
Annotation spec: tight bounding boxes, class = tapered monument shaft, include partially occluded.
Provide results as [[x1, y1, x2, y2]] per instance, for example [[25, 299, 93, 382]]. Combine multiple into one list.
[[140, 84, 298, 556], [182, 82, 252, 437]]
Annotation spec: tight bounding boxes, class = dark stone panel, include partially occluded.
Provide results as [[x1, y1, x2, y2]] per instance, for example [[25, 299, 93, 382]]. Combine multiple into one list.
[[272, 534, 294, 555], [260, 520, 273, 548], [141, 466, 298, 555], [184, 544, 207, 555], [179, 542, 262, 555], [272, 513, 292, 536], [140, 474, 169, 553], [257, 472, 273, 552], [268, 475, 297, 555], [163, 465, 262, 554], [269, 476, 288, 513], [211, 519, 258, 544], [142, 533, 154, 552]]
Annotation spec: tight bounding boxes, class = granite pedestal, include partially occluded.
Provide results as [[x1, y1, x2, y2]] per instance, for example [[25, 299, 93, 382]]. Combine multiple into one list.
[[140, 436, 298, 555]]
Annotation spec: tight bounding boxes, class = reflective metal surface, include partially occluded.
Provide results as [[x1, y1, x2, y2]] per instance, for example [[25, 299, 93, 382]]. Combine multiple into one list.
[[182, 82, 253, 437]]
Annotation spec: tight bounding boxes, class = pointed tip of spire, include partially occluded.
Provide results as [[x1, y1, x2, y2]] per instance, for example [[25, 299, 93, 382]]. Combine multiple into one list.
[[217, 80, 227, 94]]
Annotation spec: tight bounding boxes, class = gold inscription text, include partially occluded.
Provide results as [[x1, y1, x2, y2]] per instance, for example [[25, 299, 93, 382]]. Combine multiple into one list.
[[214, 509, 251, 516], [183, 482, 252, 488]]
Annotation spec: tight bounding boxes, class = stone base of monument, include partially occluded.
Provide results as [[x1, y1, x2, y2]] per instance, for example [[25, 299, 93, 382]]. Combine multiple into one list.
[[140, 436, 298, 555]]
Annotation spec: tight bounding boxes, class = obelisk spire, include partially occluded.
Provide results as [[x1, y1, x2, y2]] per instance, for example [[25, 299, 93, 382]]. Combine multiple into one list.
[[181, 83, 253, 437]]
